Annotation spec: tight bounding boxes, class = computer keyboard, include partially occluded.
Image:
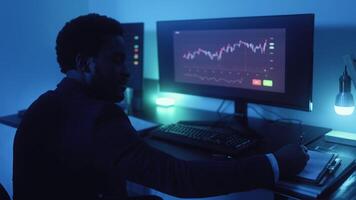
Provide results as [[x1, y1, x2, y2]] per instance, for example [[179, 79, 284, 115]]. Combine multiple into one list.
[[149, 123, 256, 156]]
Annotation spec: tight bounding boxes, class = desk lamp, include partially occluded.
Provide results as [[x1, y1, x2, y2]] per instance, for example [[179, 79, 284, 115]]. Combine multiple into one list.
[[326, 54, 356, 146]]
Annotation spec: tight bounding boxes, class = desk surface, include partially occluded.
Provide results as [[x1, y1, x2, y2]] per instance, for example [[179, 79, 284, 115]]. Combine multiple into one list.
[[1, 105, 355, 200], [136, 106, 355, 200]]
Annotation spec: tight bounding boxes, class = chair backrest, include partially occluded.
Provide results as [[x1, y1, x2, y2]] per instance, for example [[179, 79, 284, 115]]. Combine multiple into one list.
[[0, 183, 11, 200]]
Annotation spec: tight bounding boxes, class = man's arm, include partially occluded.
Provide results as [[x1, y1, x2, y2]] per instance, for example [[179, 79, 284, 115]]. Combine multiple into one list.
[[117, 139, 274, 198], [93, 108, 275, 198]]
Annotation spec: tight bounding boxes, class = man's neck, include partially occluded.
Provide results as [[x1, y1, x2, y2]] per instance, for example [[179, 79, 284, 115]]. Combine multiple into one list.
[[66, 70, 91, 85]]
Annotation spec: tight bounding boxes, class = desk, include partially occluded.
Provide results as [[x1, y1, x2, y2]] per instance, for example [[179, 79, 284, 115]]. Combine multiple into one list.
[[134, 105, 356, 200], [1, 105, 355, 200]]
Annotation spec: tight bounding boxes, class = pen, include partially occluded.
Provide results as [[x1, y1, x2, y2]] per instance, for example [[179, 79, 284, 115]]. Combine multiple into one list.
[[299, 133, 304, 145], [299, 132, 309, 154]]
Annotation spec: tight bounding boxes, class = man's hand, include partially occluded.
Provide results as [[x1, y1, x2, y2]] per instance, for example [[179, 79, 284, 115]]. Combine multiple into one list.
[[273, 144, 309, 179]]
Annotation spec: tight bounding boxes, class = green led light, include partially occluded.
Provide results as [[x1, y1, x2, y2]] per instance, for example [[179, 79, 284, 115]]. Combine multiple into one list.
[[263, 80, 273, 87], [134, 35, 139, 40], [134, 44, 139, 49]]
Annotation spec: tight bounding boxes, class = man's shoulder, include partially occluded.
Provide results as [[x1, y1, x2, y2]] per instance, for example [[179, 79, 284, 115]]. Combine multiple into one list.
[[17, 90, 61, 131], [55, 91, 128, 125], [27, 90, 60, 113], [96, 102, 127, 123], [24, 87, 128, 127]]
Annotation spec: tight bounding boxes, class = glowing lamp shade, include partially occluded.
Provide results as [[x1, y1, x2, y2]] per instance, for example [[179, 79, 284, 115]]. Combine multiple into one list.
[[334, 93, 355, 115], [335, 67, 355, 116], [334, 105, 355, 116]]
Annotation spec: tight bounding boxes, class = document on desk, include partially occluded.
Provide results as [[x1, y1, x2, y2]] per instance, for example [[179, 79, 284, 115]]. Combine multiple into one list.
[[296, 150, 335, 183], [277, 150, 353, 198], [276, 153, 353, 199], [128, 115, 159, 132]]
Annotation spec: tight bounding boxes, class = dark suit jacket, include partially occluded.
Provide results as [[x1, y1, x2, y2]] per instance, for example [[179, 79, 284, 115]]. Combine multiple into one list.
[[13, 78, 274, 200]]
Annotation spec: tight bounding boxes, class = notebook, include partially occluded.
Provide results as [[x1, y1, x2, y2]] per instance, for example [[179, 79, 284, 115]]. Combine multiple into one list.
[[296, 150, 338, 184], [276, 153, 352, 199]]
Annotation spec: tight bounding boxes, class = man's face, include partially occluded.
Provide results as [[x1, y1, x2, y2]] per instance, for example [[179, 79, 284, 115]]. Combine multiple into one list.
[[89, 35, 129, 102]]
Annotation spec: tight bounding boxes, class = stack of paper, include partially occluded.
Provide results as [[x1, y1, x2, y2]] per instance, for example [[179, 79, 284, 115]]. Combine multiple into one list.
[[128, 115, 159, 132]]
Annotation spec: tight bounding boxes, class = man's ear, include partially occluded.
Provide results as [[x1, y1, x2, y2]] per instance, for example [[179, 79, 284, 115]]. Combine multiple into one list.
[[75, 54, 87, 72], [75, 55, 96, 74], [86, 57, 96, 76]]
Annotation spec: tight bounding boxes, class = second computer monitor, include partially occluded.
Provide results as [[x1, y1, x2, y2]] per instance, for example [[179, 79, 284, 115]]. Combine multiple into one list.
[[122, 22, 144, 91]]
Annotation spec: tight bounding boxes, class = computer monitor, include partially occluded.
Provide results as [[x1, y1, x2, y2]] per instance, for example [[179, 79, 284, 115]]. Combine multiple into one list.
[[157, 14, 314, 121], [122, 22, 144, 91]]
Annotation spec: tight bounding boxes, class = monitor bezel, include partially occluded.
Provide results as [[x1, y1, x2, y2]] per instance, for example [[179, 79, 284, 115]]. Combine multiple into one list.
[[157, 14, 314, 111]]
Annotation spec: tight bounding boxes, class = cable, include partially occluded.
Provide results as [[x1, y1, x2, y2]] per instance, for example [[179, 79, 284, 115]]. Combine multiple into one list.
[[247, 105, 272, 121], [248, 104, 305, 141], [210, 102, 305, 141], [216, 99, 226, 114]]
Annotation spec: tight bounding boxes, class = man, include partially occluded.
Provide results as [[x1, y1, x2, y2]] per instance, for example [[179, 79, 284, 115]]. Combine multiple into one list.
[[13, 13, 309, 200]]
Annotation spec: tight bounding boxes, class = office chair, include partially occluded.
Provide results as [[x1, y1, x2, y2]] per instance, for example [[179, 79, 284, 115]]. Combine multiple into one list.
[[0, 183, 11, 200]]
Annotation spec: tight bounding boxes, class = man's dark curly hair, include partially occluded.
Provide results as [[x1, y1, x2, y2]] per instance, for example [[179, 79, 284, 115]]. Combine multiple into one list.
[[56, 13, 123, 73]]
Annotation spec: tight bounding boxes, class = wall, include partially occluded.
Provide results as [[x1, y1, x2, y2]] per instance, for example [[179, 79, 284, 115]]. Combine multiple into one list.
[[0, 0, 90, 197], [89, 0, 356, 134]]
